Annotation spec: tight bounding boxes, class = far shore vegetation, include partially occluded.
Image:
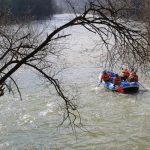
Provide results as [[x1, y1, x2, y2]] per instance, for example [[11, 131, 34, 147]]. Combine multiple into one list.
[[0, 0, 58, 23]]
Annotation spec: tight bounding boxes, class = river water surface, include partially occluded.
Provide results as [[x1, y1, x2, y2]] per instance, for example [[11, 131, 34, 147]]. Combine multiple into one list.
[[0, 14, 150, 150]]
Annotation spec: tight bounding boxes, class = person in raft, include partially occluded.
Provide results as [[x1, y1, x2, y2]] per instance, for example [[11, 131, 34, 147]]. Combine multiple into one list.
[[121, 68, 130, 81], [100, 71, 111, 83], [113, 74, 121, 87], [127, 71, 138, 82]]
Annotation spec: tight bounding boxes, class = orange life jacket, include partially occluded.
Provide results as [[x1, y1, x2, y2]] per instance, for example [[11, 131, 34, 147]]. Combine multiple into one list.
[[122, 69, 130, 77], [114, 76, 121, 85]]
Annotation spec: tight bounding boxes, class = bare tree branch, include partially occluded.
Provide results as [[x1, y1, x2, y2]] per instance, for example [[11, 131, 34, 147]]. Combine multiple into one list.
[[0, 0, 149, 127]]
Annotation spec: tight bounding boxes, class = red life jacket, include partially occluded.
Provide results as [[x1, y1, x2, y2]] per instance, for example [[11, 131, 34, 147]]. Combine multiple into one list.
[[129, 73, 138, 82], [101, 73, 111, 82], [132, 74, 138, 82], [114, 76, 121, 85], [122, 69, 130, 77]]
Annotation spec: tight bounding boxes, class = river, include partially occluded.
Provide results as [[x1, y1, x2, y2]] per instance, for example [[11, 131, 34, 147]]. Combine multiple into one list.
[[0, 14, 150, 150]]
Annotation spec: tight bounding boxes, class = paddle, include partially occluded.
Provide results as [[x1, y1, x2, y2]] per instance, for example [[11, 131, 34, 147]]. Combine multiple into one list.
[[98, 81, 102, 87], [138, 82, 146, 90]]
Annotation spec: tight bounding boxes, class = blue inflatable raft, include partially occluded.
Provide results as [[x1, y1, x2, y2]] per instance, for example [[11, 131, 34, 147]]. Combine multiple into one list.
[[97, 70, 139, 93]]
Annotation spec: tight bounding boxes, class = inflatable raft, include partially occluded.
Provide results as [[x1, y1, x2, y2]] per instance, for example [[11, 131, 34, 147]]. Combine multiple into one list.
[[97, 70, 139, 93]]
